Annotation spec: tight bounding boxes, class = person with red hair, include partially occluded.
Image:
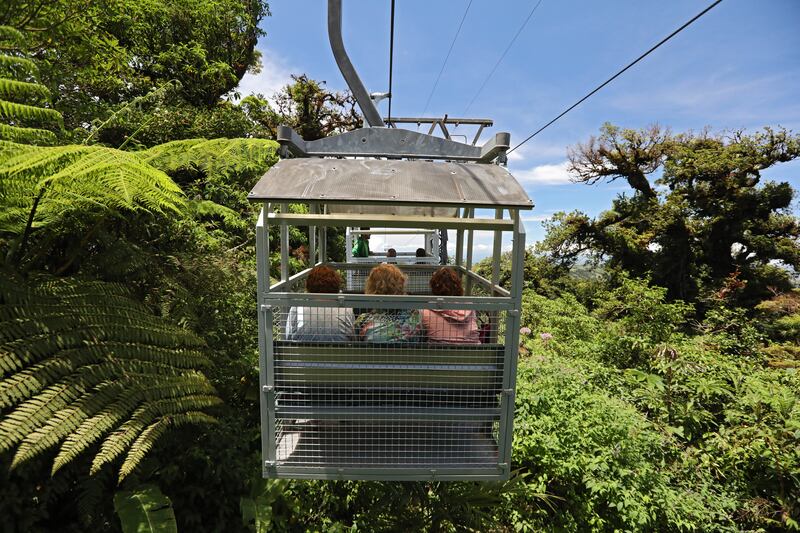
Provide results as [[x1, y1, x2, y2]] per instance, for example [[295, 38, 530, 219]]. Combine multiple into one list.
[[355, 264, 422, 342], [285, 265, 353, 341], [421, 267, 480, 344]]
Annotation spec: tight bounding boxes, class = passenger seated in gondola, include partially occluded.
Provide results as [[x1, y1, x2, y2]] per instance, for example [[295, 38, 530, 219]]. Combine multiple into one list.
[[386, 248, 397, 262], [356, 263, 422, 342], [415, 248, 427, 264], [421, 267, 480, 344], [285, 265, 353, 341]]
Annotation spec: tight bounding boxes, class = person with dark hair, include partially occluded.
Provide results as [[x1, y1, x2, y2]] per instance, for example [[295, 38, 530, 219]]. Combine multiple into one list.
[[355, 264, 421, 342], [421, 267, 480, 344], [386, 248, 397, 261], [352, 228, 370, 258], [286, 265, 353, 341], [415, 247, 427, 264]]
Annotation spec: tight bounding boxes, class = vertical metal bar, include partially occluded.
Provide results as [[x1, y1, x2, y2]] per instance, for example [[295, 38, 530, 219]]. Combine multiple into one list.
[[309, 203, 317, 265], [455, 209, 464, 268], [280, 203, 289, 282], [255, 206, 276, 475], [499, 210, 525, 471], [320, 204, 328, 263], [465, 208, 475, 295], [491, 209, 503, 290]]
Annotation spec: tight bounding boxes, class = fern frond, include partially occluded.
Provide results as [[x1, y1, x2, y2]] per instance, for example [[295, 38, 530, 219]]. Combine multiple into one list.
[[0, 55, 37, 78], [0, 78, 50, 103], [0, 26, 25, 46], [0, 99, 61, 126], [0, 143, 185, 237], [0, 123, 56, 145], [119, 412, 218, 481], [138, 137, 279, 184], [11, 381, 126, 467], [189, 198, 248, 230], [0, 275, 218, 480]]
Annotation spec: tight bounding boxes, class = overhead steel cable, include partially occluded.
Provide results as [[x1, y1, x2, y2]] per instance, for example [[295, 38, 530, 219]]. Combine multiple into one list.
[[387, 0, 396, 123], [462, 0, 545, 116], [420, 0, 474, 118], [508, 0, 724, 154]]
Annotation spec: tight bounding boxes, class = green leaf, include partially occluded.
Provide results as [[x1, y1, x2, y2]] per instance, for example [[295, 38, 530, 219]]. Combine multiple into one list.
[[114, 484, 178, 533]]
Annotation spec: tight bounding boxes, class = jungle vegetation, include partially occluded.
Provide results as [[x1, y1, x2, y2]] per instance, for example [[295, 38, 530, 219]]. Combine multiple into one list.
[[1, 2, 799, 531]]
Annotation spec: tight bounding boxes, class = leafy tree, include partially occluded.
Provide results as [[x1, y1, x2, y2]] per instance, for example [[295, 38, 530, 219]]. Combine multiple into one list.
[[549, 124, 800, 305], [87, 75, 362, 148], [261, 74, 362, 140], [1, 0, 269, 129]]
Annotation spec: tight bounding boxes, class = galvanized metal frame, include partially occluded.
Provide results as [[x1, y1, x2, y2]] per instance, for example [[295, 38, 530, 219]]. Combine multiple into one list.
[[256, 204, 526, 481], [277, 125, 510, 163], [382, 117, 493, 146], [256, 208, 276, 475], [267, 212, 514, 232]]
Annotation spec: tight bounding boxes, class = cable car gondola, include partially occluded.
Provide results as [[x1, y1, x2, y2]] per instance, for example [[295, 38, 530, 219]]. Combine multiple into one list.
[[247, 0, 533, 481]]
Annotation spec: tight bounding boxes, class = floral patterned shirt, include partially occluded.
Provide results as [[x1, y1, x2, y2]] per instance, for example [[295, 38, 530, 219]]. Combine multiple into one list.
[[355, 309, 422, 343]]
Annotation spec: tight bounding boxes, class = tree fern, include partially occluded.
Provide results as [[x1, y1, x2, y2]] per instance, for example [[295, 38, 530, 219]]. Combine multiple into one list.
[[0, 141, 185, 261], [138, 137, 279, 185], [0, 26, 61, 146], [0, 272, 219, 481], [0, 79, 50, 104]]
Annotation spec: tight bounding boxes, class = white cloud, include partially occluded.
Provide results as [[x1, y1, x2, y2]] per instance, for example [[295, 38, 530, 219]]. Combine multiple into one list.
[[234, 48, 296, 101], [520, 213, 553, 222], [514, 161, 574, 185], [505, 139, 569, 164]]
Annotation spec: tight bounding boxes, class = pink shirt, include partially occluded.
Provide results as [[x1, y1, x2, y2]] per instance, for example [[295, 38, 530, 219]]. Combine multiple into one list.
[[420, 309, 481, 344]]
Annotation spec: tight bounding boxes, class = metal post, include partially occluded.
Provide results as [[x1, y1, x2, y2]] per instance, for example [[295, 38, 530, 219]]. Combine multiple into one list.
[[465, 208, 475, 295], [492, 209, 503, 291], [320, 204, 328, 263], [309, 203, 317, 265], [280, 203, 289, 282], [256, 206, 276, 475], [455, 209, 464, 268], [499, 210, 525, 471], [328, 0, 384, 127]]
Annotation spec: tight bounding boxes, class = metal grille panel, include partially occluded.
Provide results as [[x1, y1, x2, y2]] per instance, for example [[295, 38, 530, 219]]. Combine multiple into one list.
[[265, 303, 508, 476]]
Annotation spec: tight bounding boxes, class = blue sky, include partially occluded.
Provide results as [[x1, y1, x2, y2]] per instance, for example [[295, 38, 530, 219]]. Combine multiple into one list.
[[238, 0, 800, 254]]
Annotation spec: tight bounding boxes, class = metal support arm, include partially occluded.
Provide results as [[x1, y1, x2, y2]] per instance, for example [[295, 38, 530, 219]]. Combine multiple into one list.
[[328, 0, 384, 127]]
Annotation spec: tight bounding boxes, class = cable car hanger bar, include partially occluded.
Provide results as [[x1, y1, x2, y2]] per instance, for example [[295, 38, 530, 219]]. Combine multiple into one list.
[[274, 0, 511, 164]]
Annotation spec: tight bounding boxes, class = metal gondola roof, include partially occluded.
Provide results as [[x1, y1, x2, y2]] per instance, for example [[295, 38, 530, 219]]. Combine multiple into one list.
[[248, 158, 533, 210]]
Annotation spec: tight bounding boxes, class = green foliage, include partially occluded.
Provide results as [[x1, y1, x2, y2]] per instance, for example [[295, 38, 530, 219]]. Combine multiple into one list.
[[139, 138, 279, 192], [0, 26, 61, 145], [563, 124, 800, 304], [0, 141, 185, 268], [0, 273, 219, 482], [87, 76, 362, 149], [510, 352, 736, 531], [114, 484, 178, 533], [3, 0, 269, 129]]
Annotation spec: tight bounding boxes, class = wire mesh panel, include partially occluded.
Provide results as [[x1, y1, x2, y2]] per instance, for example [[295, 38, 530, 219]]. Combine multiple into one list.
[[263, 300, 511, 480], [336, 264, 441, 294]]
